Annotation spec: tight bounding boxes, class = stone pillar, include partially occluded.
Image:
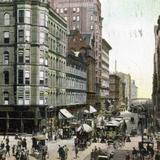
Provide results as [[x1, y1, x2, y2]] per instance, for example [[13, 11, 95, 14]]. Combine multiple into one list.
[[20, 112, 24, 133], [6, 112, 9, 133]]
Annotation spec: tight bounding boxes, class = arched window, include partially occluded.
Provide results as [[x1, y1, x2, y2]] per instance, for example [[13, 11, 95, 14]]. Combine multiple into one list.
[[4, 51, 9, 64], [4, 13, 10, 25]]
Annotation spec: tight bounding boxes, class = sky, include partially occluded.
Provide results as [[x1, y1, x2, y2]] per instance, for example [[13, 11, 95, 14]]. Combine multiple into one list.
[[100, 0, 160, 98]]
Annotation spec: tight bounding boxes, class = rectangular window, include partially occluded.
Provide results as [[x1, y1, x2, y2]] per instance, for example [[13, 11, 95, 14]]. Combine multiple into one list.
[[39, 91, 44, 105], [25, 90, 30, 105], [77, 16, 80, 21], [4, 92, 9, 105], [18, 70, 24, 84], [73, 26, 76, 30], [90, 15, 93, 21], [73, 16, 76, 21], [18, 30, 24, 42], [45, 71, 48, 85], [45, 14, 48, 27], [4, 31, 9, 43], [25, 30, 30, 42], [25, 10, 31, 24], [19, 10, 24, 23], [64, 8, 67, 13], [19, 10, 31, 24], [18, 49, 24, 63], [18, 89, 23, 105], [40, 57, 44, 64], [91, 25, 94, 30], [45, 58, 48, 66], [64, 17, 67, 21], [77, 8, 80, 12], [25, 70, 30, 85], [25, 49, 30, 63], [56, 9, 59, 13], [4, 52, 9, 65], [40, 70, 44, 84], [4, 71, 9, 84], [40, 12, 45, 26], [73, 8, 76, 12], [60, 8, 63, 13]]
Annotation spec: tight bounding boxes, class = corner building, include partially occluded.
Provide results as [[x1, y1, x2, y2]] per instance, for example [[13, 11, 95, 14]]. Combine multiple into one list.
[[0, 0, 67, 133]]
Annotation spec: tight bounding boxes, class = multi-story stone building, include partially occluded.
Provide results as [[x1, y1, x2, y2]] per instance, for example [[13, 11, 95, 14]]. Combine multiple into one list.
[[153, 21, 160, 125], [50, 0, 103, 104], [68, 29, 96, 106], [0, 0, 67, 133], [100, 39, 111, 110], [66, 51, 87, 113]]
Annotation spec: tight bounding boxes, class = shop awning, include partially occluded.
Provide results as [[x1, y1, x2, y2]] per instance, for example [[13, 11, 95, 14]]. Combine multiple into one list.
[[58, 109, 74, 119], [89, 105, 97, 113], [77, 123, 92, 133]]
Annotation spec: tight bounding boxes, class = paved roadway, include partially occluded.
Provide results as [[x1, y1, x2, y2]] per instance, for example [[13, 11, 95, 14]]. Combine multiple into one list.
[[2, 135, 157, 160]]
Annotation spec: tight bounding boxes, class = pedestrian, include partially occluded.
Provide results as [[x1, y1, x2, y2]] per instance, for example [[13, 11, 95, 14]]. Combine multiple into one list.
[[132, 147, 137, 159], [12, 145, 16, 155], [75, 146, 78, 159], [1, 141, 4, 149], [125, 152, 130, 160], [22, 137, 27, 149], [74, 137, 78, 147], [6, 136, 9, 145], [6, 144, 10, 156], [64, 145, 69, 160], [58, 145, 65, 160]]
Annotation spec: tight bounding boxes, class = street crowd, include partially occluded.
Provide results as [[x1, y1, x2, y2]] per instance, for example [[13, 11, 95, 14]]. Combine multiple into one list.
[[0, 135, 29, 160]]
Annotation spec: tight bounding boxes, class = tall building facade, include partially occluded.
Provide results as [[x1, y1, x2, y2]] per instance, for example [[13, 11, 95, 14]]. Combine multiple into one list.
[[66, 51, 87, 112], [50, 0, 103, 104], [153, 22, 160, 125], [0, 0, 67, 133], [100, 39, 111, 110], [68, 29, 96, 106]]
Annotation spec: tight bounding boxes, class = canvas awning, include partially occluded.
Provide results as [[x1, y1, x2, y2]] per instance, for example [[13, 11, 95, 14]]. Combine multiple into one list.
[[58, 109, 74, 119], [77, 123, 92, 133], [89, 105, 97, 113]]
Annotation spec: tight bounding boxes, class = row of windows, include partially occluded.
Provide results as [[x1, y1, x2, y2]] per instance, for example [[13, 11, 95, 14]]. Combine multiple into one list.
[[49, 38, 66, 56], [2, 30, 48, 44], [66, 66, 86, 78], [3, 9, 50, 28], [66, 77, 86, 90], [2, 89, 86, 106], [56, 7, 80, 14], [48, 21, 66, 42]]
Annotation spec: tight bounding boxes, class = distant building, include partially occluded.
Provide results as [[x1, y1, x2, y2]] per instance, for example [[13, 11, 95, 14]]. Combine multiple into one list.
[[0, 0, 67, 133], [109, 74, 125, 111], [131, 80, 138, 100], [100, 39, 111, 110], [51, 0, 103, 103], [116, 72, 131, 108]]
